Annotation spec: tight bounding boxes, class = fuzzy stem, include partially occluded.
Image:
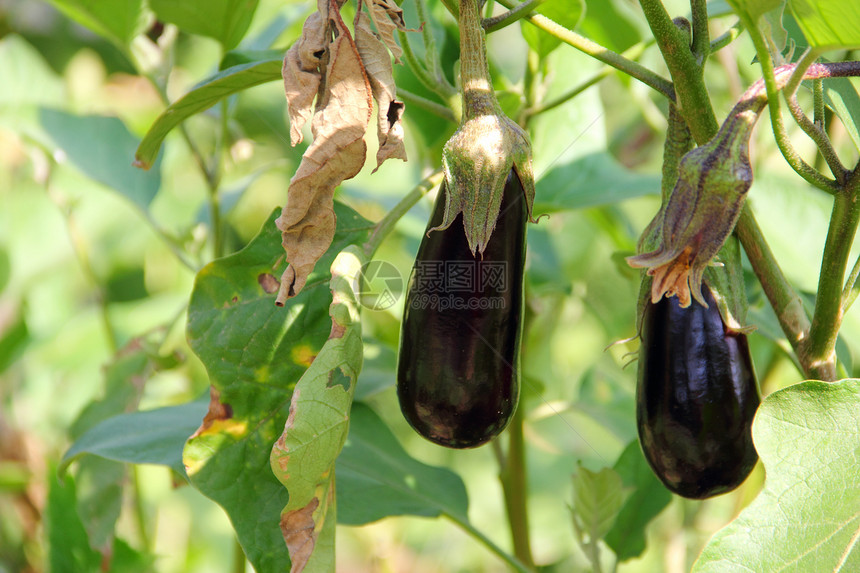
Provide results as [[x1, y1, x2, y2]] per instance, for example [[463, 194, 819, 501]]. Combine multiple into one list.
[[493, 0, 674, 100], [804, 181, 860, 380], [459, 0, 501, 119], [482, 0, 548, 32], [690, 0, 710, 64], [638, 0, 717, 143], [398, 89, 458, 122]]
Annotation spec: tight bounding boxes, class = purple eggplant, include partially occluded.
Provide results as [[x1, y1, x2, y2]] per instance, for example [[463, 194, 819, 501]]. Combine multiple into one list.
[[396, 172, 526, 448], [637, 284, 760, 498]]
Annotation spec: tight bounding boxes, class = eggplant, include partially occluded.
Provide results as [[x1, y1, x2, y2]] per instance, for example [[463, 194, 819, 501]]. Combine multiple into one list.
[[396, 172, 527, 448], [637, 284, 760, 499]]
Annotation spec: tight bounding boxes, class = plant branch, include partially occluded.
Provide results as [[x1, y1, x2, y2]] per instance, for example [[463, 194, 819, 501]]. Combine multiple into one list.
[[523, 42, 650, 118], [709, 21, 743, 53], [398, 29, 460, 116], [398, 88, 458, 122], [482, 0, 548, 32], [690, 0, 710, 64], [497, 406, 535, 570], [363, 170, 444, 257], [638, 0, 717, 143], [443, 512, 532, 573], [736, 206, 811, 357], [494, 0, 674, 100], [804, 178, 860, 380]]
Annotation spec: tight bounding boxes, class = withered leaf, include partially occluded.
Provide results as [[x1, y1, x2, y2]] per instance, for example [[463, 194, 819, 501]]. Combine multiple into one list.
[[365, 0, 407, 63], [280, 497, 319, 573], [276, 2, 373, 304], [283, 3, 328, 146], [354, 12, 407, 172]]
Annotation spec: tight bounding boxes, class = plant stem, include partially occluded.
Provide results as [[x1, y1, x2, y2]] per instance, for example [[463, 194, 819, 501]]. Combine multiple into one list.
[[363, 170, 444, 257], [398, 88, 458, 122], [398, 29, 461, 116], [638, 0, 717, 143], [736, 206, 811, 355], [442, 511, 532, 573], [689, 0, 710, 64], [804, 180, 860, 380], [709, 20, 743, 53], [131, 466, 151, 551], [494, 0, 674, 100], [523, 41, 650, 118], [458, 0, 501, 119], [482, 0, 548, 32], [497, 406, 535, 570]]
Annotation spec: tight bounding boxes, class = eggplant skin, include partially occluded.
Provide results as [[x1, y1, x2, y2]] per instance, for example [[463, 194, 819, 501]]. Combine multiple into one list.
[[396, 172, 526, 448], [637, 285, 760, 499]]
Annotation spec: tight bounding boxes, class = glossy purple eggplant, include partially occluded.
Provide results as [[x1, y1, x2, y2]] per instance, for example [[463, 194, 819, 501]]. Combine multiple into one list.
[[396, 172, 526, 448], [637, 284, 759, 499]]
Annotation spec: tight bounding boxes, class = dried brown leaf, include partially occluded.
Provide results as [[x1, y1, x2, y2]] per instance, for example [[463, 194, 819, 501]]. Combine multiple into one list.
[[276, 5, 373, 303], [280, 497, 319, 573], [365, 0, 407, 63], [355, 13, 407, 172], [283, 3, 328, 146]]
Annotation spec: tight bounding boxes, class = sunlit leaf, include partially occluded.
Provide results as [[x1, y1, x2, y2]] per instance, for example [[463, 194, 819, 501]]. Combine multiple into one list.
[[40, 109, 162, 211], [183, 206, 372, 572], [789, 0, 860, 50], [336, 402, 469, 525], [47, 0, 150, 46], [150, 0, 260, 50], [824, 77, 860, 151], [726, 0, 784, 22], [134, 59, 281, 169], [572, 464, 625, 541], [694, 379, 860, 572]]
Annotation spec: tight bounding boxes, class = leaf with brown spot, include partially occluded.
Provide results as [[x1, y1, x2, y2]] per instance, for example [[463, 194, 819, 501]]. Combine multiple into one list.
[[365, 0, 407, 63], [355, 12, 407, 171], [270, 246, 365, 571], [276, 2, 373, 304]]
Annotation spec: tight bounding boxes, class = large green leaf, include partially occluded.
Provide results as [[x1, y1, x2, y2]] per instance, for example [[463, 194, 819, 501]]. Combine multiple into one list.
[[694, 379, 860, 572], [183, 206, 373, 573], [789, 0, 860, 50], [571, 464, 625, 542], [604, 441, 672, 562], [150, 0, 260, 50], [61, 394, 210, 477], [726, 0, 784, 22], [336, 402, 469, 525], [269, 245, 366, 572], [40, 109, 162, 211], [520, 0, 585, 58], [577, 0, 642, 53], [534, 152, 660, 212], [134, 59, 281, 169], [47, 0, 150, 46], [45, 473, 102, 573]]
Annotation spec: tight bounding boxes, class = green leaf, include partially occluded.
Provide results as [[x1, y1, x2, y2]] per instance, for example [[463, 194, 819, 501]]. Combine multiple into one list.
[[521, 0, 585, 58], [572, 464, 625, 541], [824, 77, 860, 152], [150, 0, 260, 50], [183, 205, 373, 573], [40, 109, 162, 211], [61, 394, 209, 477], [270, 245, 366, 572], [336, 402, 469, 525], [693, 379, 860, 572], [45, 472, 102, 573], [604, 441, 672, 562], [577, 0, 642, 53], [789, 0, 860, 50], [726, 0, 784, 22], [134, 59, 281, 169], [534, 152, 660, 212], [47, 0, 150, 46], [0, 305, 28, 375]]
